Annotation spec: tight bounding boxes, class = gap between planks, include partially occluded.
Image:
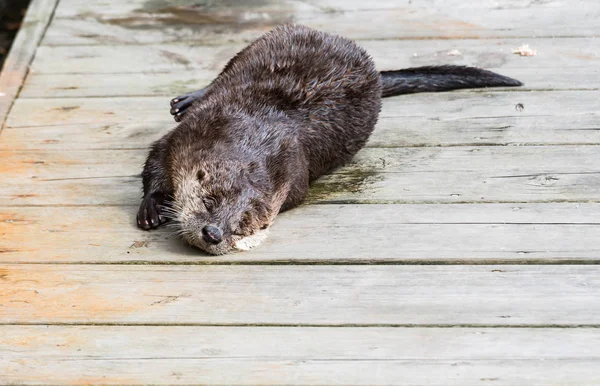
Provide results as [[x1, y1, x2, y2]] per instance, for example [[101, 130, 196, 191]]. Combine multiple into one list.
[[1, 322, 600, 328], [5, 261, 600, 266]]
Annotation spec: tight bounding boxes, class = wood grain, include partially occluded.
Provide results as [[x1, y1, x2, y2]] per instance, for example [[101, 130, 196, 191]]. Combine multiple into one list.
[[19, 66, 600, 99], [3, 0, 600, 383], [3, 112, 600, 150], [2, 326, 599, 385], [1, 265, 599, 325], [29, 37, 600, 74], [9, 91, 600, 128], [43, 0, 600, 46], [2, 145, 600, 206], [2, 203, 599, 263], [0, 0, 58, 131], [4, 90, 600, 150]]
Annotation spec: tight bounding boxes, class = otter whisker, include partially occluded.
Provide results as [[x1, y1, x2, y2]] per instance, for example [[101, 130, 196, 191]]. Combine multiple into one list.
[[135, 24, 522, 255], [165, 223, 182, 230], [168, 228, 187, 238], [159, 209, 180, 219], [163, 201, 184, 213]]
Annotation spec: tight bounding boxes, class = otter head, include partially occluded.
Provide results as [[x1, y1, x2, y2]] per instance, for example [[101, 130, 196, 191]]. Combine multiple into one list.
[[171, 160, 275, 255]]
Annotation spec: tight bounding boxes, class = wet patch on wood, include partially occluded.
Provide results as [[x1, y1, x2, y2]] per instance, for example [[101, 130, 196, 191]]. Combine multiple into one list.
[[307, 166, 383, 203], [100, 0, 294, 34]]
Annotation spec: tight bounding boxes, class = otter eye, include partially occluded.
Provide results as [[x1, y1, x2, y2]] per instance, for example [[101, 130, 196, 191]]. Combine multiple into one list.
[[203, 196, 216, 211], [197, 169, 206, 182]]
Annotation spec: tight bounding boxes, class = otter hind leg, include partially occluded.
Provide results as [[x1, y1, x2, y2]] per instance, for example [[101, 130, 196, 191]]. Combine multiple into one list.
[[170, 88, 207, 122], [137, 192, 169, 230]]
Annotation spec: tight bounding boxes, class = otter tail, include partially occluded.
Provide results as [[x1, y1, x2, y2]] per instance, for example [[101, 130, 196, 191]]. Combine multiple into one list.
[[380, 65, 522, 98]]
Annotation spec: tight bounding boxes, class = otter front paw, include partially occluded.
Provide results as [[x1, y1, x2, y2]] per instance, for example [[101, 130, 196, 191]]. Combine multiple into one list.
[[137, 193, 169, 230], [170, 88, 206, 122]]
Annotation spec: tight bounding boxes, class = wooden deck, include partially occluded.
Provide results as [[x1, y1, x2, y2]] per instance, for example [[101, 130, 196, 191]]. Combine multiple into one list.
[[1, 0, 600, 384]]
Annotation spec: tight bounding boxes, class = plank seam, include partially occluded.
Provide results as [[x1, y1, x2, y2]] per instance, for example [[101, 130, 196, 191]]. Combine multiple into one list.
[[6, 143, 600, 150], [11, 90, 600, 97], [15, 88, 600, 99], [4, 198, 600, 208], [38, 35, 600, 48], [0, 322, 599, 328], [3, 260, 600, 266]]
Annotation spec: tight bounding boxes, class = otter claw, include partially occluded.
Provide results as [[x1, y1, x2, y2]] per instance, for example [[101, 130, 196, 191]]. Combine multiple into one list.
[[169, 88, 207, 121], [170, 97, 182, 107], [137, 193, 169, 230], [169, 95, 193, 120]]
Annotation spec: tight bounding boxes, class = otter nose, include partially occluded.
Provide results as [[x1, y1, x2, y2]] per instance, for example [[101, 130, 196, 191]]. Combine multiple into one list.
[[202, 225, 222, 244]]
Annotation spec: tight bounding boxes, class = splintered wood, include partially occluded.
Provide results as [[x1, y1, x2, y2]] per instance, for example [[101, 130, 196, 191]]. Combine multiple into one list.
[[513, 43, 538, 56]]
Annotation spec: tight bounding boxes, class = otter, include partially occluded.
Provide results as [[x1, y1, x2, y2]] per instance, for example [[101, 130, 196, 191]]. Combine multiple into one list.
[[137, 24, 522, 255]]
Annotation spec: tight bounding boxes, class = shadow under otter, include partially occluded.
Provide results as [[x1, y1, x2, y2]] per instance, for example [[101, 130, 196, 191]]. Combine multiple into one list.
[[137, 24, 522, 255]]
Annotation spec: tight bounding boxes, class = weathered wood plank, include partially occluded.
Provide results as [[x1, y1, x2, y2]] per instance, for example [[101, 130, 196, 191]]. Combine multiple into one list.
[[1, 203, 599, 263], [3, 91, 600, 149], [2, 326, 600, 385], [9, 92, 600, 128], [29, 38, 600, 74], [19, 66, 600, 99], [22, 71, 215, 98], [369, 114, 600, 148], [50, 0, 600, 17], [3, 112, 600, 150], [2, 146, 600, 206], [0, 0, 58, 130], [1, 265, 599, 324], [43, 0, 600, 46], [1, 0, 597, 384]]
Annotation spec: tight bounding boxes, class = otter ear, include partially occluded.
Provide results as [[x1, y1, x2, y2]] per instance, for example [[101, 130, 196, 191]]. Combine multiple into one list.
[[266, 138, 292, 190], [197, 168, 208, 182]]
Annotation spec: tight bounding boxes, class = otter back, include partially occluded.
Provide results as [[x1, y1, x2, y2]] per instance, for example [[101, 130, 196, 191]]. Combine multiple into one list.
[[201, 24, 382, 181], [139, 24, 522, 255]]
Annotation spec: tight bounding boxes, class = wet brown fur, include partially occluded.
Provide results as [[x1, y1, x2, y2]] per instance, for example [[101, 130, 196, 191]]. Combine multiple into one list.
[[137, 24, 521, 255]]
